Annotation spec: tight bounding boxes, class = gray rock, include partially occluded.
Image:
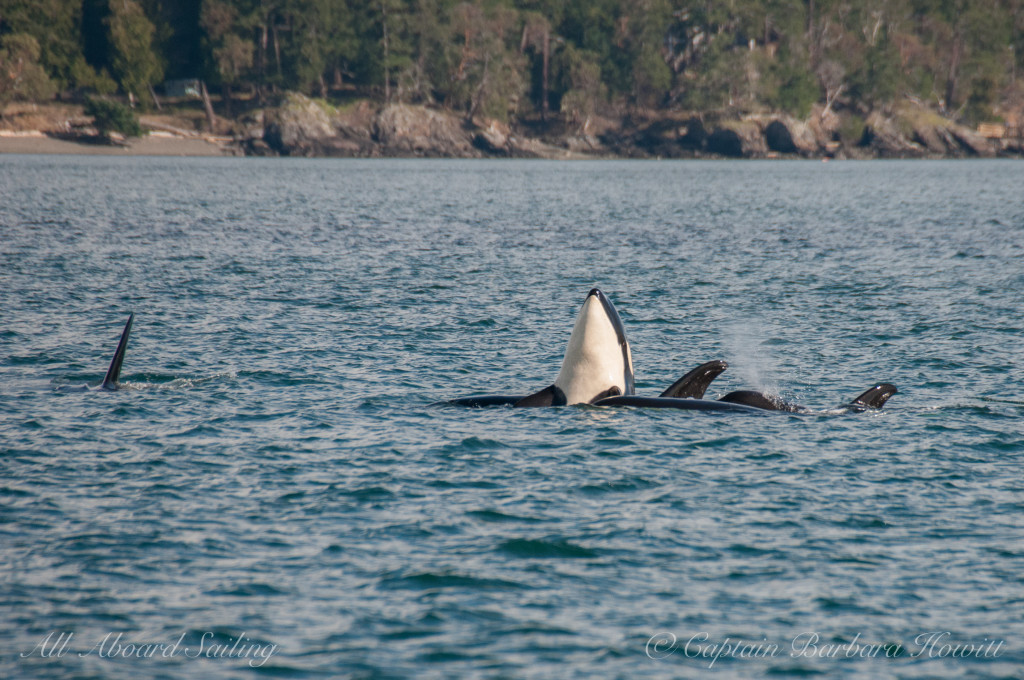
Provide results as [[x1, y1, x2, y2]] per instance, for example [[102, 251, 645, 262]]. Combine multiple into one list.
[[947, 125, 996, 157], [472, 123, 510, 155], [373, 104, 475, 156], [912, 124, 949, 154], [762, 117, 818, 155], [860, 112, 925, 157], [707, 121, 767, 158], [262, 93, 335, 155]]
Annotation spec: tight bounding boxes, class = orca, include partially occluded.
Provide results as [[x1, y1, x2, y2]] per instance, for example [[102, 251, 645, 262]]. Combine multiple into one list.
[[444, 288, 898, 414], [718, 383, 898, 412], [57, 313, 133, 392], [448, 288, 634, 407], [444, 290, 766, 412]]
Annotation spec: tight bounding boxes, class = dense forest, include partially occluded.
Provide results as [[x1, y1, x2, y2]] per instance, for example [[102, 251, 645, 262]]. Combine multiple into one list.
[[2, 0, 1023, 126]]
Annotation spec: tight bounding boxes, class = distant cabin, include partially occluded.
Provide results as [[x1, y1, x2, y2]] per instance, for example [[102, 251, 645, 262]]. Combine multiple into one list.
[[163, 79, 201, 99]]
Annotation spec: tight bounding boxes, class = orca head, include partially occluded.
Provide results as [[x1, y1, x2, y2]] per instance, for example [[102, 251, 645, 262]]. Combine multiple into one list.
[[553, 288, 635, 404]]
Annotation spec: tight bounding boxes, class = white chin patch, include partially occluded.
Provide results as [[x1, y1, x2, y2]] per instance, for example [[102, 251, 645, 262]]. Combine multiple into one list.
[[554, 295, 626, 404]]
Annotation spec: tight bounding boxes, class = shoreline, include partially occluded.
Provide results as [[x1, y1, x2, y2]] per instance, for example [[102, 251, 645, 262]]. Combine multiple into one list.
[[1, 129, 1021, 160], [3, 97, 1022, 160], [0, 131, 233, 157]]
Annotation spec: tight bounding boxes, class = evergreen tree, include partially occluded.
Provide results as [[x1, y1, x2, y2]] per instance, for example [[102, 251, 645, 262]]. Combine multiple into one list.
[[0, 33, 56, 102], [199, 0, 253, 112], [105, 0, 164, 106], [0, 0, 1022, 124]]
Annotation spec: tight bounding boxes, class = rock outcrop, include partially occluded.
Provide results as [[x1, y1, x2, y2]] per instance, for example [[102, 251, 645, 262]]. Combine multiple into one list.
[[706, 120, 767, 157], [373, 104, 477, 157], [7, 95, 1019, 160], [262, 92, 336, 156], [224, 90, 1015, 160], [946, 125, 995, 156], [762, 116, 818, 155], [860, 104, 997, 158], [860, 111, 926, 157]]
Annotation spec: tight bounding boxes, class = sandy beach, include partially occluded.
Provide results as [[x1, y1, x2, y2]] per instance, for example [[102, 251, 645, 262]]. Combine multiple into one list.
[[0, 130, 234, 157]]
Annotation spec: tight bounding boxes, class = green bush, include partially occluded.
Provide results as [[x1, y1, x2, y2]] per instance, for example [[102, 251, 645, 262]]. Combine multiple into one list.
[[84, 97, 144, 137], [839, 114, 867, 145], [773, 64, 819, 118]]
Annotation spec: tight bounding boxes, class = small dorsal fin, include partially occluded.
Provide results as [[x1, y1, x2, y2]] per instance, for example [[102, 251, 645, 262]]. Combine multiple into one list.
[[849, 383, 897, 409], [514, 384, 567, 408], [101, 313, 133, 390], [590, 385, 621, 402], [659, 360, 728, 399]]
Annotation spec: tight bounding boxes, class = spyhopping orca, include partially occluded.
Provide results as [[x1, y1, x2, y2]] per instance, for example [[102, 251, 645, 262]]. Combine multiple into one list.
[[444, 289, 898, 414], [447, 288, 635, 407]]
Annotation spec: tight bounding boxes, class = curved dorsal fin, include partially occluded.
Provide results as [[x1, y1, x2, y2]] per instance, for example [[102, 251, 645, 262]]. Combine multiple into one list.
[[514, 384, 567, 408], [848, 383, 898, 409], [659, 360, 728, 399]]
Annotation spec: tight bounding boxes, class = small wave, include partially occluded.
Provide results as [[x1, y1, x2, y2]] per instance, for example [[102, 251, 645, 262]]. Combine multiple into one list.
[[466, 509, 546, 524], [8, 353, 61, 366], [434, 437, 509, 456], [124, 370, 238, 390], [980, 396, 1024, 406], [167, 423, 224, 438], [576, 476, 658, 495], [498, 538, 598, 559], [210, 583, 288, 597], [0, 486, 35, 498], [342, 485, 395, 500], [378, 570, 524, 591], [50, 370, 238, 392]]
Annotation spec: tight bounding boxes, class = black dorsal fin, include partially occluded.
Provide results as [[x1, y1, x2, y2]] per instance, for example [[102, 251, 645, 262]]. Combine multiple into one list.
[[590, 385, 621, 402], [659, 360, 728, 399], [514, 384, 567, 408], [101, 313, 133, 390], [849, 383, 898, 409]]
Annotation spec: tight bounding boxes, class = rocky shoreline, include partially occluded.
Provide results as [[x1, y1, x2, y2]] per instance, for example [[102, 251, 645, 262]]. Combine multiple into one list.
[[3, 94, 1022, 159], [231, 93, 1023, 160]]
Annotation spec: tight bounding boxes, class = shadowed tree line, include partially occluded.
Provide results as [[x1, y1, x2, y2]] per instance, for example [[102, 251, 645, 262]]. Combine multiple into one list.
[[1, 0, 1023, 125]]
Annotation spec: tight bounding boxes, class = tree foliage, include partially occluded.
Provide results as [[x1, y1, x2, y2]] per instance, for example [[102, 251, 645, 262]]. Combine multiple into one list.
[[105, 0, 163, 105], [0, 33, 56, 103], [1, 0, 1022, 123], [84, 95, 143, 135]]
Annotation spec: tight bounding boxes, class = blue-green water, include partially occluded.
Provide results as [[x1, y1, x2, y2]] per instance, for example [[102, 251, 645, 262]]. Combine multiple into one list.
[[1, 157, 1023, 679]]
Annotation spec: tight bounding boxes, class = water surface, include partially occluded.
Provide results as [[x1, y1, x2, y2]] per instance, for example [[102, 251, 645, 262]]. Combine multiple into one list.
[[1, 157, 1023, 679]]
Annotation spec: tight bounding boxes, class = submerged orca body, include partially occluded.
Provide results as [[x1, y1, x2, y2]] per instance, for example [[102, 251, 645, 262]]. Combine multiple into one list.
[[445, 289, 898, 414], [718, 383, 898, 413]]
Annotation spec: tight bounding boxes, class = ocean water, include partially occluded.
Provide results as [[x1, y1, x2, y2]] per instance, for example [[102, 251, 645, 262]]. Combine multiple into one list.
[[1, 156, 1022, 679]]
